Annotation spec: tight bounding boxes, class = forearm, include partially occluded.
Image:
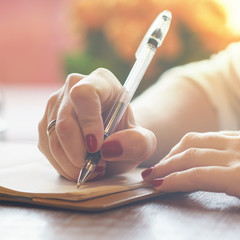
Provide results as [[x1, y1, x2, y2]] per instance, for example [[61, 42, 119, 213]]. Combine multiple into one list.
[[132, 75, 218, 166]]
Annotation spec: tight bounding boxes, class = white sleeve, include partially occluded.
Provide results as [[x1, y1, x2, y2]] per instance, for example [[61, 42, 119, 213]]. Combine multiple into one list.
[[160, 42, 240, 130]]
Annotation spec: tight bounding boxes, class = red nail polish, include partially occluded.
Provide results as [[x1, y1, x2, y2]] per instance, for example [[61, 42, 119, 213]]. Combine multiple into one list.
[[101, 140, 123, 158], [141, 168, 153, 179], [152, 178, 164, 188], [86, 134, 98, 153]]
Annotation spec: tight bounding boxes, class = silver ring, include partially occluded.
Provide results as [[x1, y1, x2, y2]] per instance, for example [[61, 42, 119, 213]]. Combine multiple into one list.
[[47, 119, 56, 137]]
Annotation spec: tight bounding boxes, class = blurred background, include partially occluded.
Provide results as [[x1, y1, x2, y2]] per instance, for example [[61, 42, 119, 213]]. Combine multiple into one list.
[[0, 0, 240, 142]]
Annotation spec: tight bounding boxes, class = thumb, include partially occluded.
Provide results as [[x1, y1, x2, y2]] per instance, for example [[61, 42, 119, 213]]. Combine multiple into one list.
[[101, 126, 157, 165]]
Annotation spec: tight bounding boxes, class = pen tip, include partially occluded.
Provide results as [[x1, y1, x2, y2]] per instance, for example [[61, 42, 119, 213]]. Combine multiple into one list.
[[77, 182, 82, 188]]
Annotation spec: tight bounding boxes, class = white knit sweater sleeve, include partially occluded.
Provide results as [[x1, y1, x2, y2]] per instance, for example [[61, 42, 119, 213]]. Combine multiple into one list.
[[161, 42, 240, 130]]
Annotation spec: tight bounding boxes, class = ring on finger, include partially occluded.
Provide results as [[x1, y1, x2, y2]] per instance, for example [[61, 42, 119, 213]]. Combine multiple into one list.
[[47, 119, 56, 137]]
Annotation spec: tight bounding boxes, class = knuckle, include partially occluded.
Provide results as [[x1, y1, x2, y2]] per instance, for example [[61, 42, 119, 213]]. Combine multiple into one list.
[[55, 118, 72, 138], [92, 68, 121, 87], [181, 132, 199, 147], [65, 73, 82, 88], [70, 82, 96, 103], [183, 147, 199, 160], [78, 116, 98, 129], [184, 132, 199, 141], [168, 144, 178, 155], [93, 68, 115, 79], [45, 92, 63, 120], [46, 91, 59, 110]]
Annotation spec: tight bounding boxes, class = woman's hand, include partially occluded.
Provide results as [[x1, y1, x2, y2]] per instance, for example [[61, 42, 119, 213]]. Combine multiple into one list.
[[38, 68, 156, 181], [141, 131, 240, 198]]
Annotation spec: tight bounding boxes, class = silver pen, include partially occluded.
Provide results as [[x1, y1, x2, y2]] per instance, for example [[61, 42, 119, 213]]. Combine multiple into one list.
[[77, 10, 172, 188]]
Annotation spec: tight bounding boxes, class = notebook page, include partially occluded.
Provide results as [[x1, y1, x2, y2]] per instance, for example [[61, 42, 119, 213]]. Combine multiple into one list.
[[0, 142, 147, 201]]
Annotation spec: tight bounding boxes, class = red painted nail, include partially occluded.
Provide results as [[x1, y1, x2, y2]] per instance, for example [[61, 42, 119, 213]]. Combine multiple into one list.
[[152, 178, 164, 188], [101, 140, 123, 158], [86, 134, 98, 153], [141, 168, 153, 179]]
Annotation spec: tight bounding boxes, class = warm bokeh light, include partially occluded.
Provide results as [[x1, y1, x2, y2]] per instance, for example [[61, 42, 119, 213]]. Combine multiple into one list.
[[1, 0, 240, 85], [218, 0, 240, 35], [71, 0, 240, 62], [64, 0, 240, 91]]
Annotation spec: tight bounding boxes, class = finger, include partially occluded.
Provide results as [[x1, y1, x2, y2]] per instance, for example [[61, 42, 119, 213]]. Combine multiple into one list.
[[151, 166, 231, 195], [220, 130, 240, 136], [164, 132, 233, 161], [48, 73, 86, 176], [56, 98, 86, 168], [142, 148, 231, 182], [38, 92, 74, 180], [102, 127, 156, 162], [101, 126, 156, 175], [48, 129, 81, 180], [38, 89, 62, 155], [69, 68, 122, 152], [38, 120, 74, 180], [38, 74, 86, 180]]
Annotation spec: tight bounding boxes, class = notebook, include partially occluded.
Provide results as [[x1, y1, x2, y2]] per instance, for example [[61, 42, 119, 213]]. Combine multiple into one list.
[[0, 142, 163, 211]]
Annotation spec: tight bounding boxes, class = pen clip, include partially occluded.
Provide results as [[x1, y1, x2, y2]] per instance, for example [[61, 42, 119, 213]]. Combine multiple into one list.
[[135, 10, 172, 59]]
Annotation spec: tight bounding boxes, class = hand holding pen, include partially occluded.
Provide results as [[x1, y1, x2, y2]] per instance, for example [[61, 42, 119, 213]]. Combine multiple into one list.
[[77, 10, 172, 186], [38, 10, 171, 185]]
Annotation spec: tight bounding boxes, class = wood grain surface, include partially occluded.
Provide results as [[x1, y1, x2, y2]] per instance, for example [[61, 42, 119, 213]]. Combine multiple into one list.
[[1, 191, 240, 240]]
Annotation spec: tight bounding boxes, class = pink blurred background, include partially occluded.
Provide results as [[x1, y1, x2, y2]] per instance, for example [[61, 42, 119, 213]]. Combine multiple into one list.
[[0, 0, 76, 85], [0, 0, 239, 142]]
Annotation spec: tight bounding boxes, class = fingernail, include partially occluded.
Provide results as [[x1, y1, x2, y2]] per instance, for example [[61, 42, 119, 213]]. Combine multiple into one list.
[[141, 168, 153, 179], [152, 178, 164, 188], [86, 134, 98, 153], [101, 140, 123, 158], [95, 165, 105, 172]]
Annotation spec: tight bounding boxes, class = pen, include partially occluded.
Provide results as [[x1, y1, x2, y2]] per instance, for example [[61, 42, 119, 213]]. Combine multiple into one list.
[[77, 10, 172, 188]]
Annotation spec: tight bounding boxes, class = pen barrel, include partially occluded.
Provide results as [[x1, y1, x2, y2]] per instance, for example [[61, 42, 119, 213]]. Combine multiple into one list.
[[85, 150, 101, 165], [104, 45, 156, 136], [104, 89, 130, 136], [124, 45, 156, 99]]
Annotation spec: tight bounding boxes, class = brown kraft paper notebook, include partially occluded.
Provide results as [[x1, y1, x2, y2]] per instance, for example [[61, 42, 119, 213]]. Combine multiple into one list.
[[0, 142, 163, 211]]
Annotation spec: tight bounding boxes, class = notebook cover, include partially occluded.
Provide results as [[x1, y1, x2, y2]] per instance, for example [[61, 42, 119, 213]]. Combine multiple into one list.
[[0, 142, 163, 211]]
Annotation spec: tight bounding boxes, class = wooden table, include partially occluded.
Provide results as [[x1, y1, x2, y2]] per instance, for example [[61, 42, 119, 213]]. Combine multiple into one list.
[[1, 191, 240, 240], [1, 85, 240, 240]]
